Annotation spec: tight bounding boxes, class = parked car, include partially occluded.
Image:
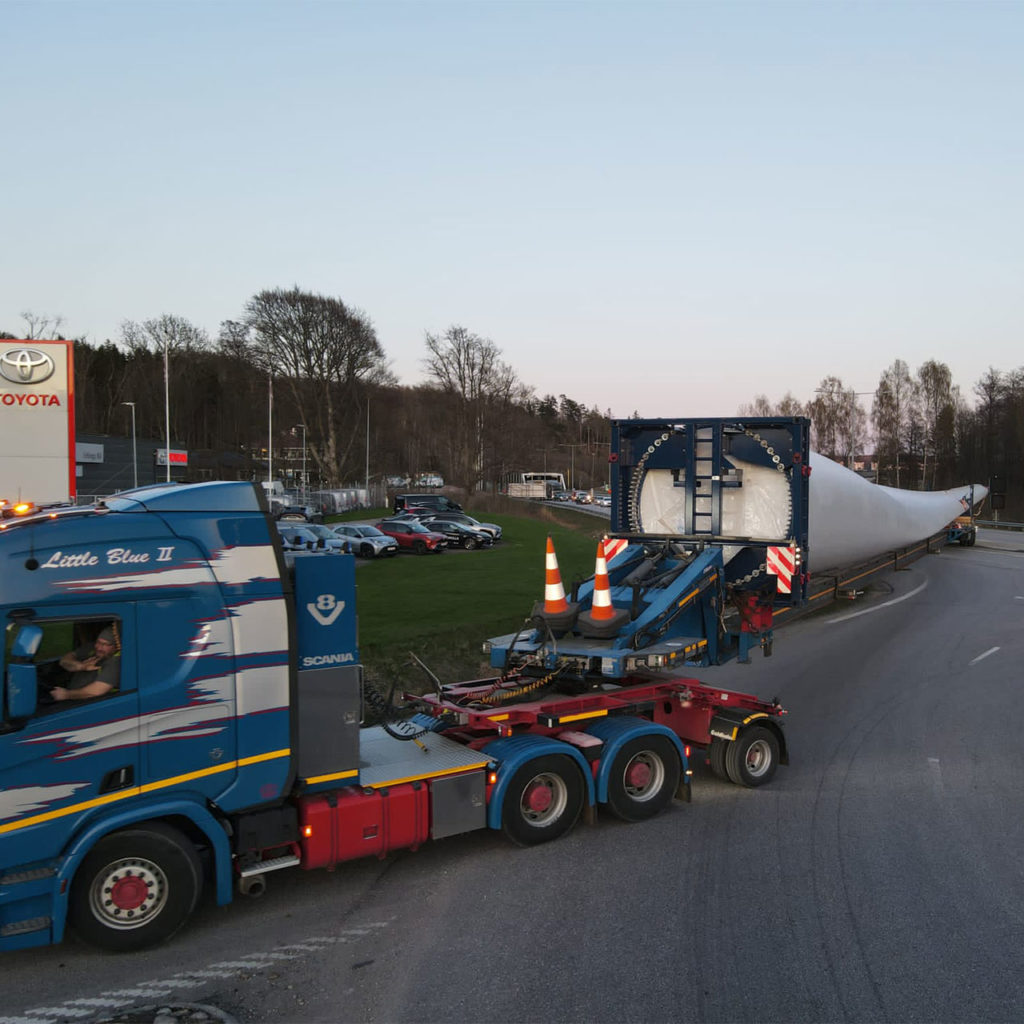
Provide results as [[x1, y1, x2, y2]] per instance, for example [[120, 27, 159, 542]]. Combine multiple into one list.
[[295, 523, 352, 552], [276, 504, 324, 524], [419, 518, 492, 550], [331, 523, 399, 558], [375, 519, 448, 554], [415, 510, 502, 542], [392, 493, 463, 515], [276, 523, 345, 552]]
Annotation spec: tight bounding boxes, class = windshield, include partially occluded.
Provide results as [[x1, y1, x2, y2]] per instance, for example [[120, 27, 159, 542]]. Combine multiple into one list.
[[305, 525, 334, 539], [357, 526, 383, 537]]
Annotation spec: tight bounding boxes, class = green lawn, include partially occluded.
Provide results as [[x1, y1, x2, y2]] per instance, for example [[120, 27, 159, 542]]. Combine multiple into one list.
[[340, 506, 608, 691]]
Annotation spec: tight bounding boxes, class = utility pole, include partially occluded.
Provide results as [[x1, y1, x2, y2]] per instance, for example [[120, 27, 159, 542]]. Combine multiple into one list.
[[122, 402, 137, 488]]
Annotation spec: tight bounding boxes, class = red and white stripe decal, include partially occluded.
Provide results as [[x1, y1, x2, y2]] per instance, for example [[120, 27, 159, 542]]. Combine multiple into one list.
[[603, 538, 628, 563], [766, 545, 796, 594]]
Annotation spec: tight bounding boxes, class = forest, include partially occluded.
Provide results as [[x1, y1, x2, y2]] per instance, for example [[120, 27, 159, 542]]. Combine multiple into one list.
[[5, 293, 1022, 517]]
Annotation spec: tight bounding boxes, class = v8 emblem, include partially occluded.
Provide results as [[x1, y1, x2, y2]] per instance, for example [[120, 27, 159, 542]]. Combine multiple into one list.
[[307, 593, 345, 626]]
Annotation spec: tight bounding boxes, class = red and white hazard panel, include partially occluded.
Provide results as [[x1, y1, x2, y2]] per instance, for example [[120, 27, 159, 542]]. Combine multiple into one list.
[[603, 538, 629, 563], [766, 545, 796, 594]]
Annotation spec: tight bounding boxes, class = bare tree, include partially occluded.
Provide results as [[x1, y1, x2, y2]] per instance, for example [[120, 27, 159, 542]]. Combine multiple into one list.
[[872, 360, 915, 486], [737, 394, 774, 416], [807, 377, 864, 464], [738, 393, 805, 418], [20, 310, 66, 340], [119, 315, 212, 449], [423, 326, 520, 492], [916, 360, 954, 488], [244, 288, 394, 486]]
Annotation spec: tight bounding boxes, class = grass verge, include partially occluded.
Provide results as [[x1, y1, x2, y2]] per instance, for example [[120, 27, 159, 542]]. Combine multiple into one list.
[[342, 502, 609, 692]]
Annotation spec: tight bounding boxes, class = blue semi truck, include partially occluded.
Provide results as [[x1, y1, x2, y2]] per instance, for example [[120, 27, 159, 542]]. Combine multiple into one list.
[[1, 418, 806, 952]]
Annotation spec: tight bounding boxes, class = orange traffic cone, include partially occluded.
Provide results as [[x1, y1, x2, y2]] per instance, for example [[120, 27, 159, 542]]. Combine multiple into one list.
[[531, 536, 578, 634], [589, 541, 615, 620], [577, 540, 630, 639], [543, 536, 569, 613]]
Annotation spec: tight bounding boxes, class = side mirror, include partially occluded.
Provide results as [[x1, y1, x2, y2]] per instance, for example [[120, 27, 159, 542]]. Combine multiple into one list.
[[6, 622, 42, 720], [11, 622, 43, 659]]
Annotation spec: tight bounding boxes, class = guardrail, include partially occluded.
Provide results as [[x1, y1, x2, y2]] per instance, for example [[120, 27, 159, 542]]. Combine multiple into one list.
[[775, 530, 948, 623], [976, 519, 1024, 531]]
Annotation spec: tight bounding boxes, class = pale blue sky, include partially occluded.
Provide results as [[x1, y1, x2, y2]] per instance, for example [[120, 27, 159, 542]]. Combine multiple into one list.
[[3, 0, 1021, 417]]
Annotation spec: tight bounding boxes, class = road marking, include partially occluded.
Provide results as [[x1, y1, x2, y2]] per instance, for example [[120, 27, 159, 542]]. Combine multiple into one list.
[[969, 647, 1000, 665], [2, 921, 395, 1024], [826, 579, 929, 623]]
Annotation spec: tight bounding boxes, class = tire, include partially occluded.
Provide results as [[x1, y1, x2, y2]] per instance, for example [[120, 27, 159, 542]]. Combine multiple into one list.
[[360, 543, 374, 559], [69, 823, 202, 952], [724, 726, 780, 788], [707, 737, 730, 780], [413, 540, 427, 555], [501, 755, 584, 846], [606, 734, 680, 821], [464, 537, 478, 550]]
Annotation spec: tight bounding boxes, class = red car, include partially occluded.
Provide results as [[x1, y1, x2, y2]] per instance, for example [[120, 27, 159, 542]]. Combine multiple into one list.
[[375, 519, 448, 554]]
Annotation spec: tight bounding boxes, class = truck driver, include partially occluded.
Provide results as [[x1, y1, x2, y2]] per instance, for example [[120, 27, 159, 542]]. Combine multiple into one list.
[[50, 624, 121, 701]]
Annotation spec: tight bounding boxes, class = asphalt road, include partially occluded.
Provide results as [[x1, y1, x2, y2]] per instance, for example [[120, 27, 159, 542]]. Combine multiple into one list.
[[4, 528, 1024, 1024]]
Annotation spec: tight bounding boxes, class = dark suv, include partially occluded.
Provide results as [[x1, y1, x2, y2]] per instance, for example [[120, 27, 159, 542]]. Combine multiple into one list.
[[393, 493, 462, 515]]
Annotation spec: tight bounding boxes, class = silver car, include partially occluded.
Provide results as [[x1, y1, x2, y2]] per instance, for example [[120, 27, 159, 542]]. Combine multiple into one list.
[[276, 523, 348, 553], [331, 523, 400, 558]]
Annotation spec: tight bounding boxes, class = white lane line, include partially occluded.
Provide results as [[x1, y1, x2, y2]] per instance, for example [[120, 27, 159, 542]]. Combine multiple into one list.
[[969, 647, 1000, 665], [7, 920, 396, 1024], [827, 579, 929, 623]]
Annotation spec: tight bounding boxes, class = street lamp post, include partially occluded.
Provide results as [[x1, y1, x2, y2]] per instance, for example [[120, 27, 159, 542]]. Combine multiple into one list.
[[560, 442, 586, 492], [294, 424, 307, 502], [163, 341, 171, 482], [121, 402, 137, 489]]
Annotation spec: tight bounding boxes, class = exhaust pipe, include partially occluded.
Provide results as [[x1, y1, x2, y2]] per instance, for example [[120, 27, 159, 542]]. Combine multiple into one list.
[[238, 873, 266, 898]]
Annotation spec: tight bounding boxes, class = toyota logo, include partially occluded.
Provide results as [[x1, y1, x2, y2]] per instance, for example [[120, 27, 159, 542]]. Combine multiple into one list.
[[0, 348, 56, 385]]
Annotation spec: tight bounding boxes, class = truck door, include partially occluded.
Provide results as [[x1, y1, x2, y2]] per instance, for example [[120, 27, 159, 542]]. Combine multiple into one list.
[[0, 605, 140, 870], [135, 596, 238, 804]]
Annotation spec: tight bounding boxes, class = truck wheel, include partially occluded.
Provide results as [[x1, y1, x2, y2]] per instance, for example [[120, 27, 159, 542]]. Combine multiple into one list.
[[413, 540, 427, 555], [69, 823, 202, 952], [606, 734, 680, 821], [725, 726, 779, 788], [707, 737, 730, 780], [501, 755, 584, 846]]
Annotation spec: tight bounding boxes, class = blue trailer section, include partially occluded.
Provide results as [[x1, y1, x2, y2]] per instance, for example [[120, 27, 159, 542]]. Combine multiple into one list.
[[487, 417, 811, 678]]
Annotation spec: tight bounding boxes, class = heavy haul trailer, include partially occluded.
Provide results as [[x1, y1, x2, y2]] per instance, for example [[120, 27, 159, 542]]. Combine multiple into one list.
[[475, 414, 987, 797], [0, 480, 703, 954], [474, 417, 807, 784]]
